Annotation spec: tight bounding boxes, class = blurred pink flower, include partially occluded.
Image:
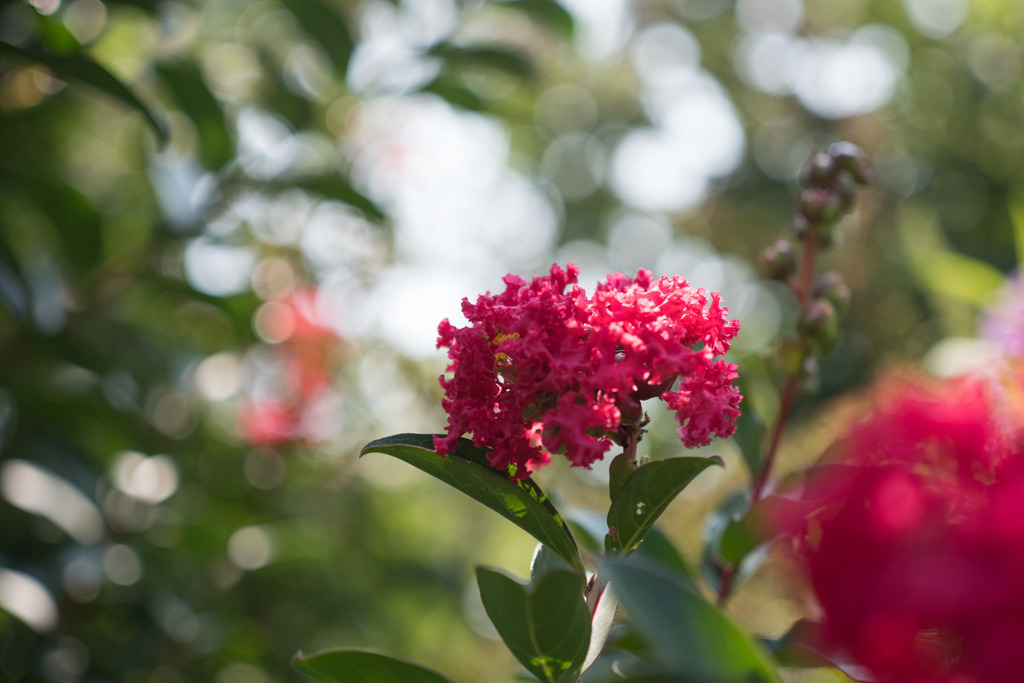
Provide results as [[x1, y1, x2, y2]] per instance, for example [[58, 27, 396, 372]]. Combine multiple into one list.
[[980, 273, 1024, 359], [787, 374, 1024, 683], [434, 263, 741, 477], [237, 287, 343, 447], [238, 400, 296, 447]]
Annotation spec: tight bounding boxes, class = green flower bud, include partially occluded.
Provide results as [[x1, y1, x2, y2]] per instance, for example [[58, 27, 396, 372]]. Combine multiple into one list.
[[797, 188, 840, 225], [798, 299, 840, 356], [759, 239, 798, 281], [813, 271, 852, 317]]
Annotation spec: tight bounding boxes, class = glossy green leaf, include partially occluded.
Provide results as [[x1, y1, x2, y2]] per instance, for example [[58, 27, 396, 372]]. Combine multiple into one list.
[[476, 567, 591, 683], [530, 542, 572, 583], [280, 0, 354, 75], [608, 452, 633, 501], [361, 434, 584, 574], [606, 456, 721, 554], [497, 0, 575, 37], [293, 649, 454, 683], [602, 560, 781, 683], [0, 41, 167, 144], [157, 60, 232, 170]]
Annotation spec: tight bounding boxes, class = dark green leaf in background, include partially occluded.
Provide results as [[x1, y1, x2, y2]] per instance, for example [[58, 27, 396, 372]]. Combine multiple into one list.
[[606, 456, 721, 554], [361, 434, 585, 574], [293, 649, 454, 683], [700, 490, 767, 598], [157, 60, 233, 170], [421, 74, 485, 112], [603, 560, 781, 683], [428, 43, 536, 80], [0, 41, 168, 144], [496, 0, 575, 37], [274, 176, 386, 220], [279, 0, 354, 77], [476, 567, 591, 683]]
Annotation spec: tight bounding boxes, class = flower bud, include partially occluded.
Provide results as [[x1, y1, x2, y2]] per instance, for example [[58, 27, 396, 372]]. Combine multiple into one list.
[[797, 188, 840, 225], [814, 271, 852, 317], [827, 141, 872, 185], [798, 299, 840, 356], [634, 375, 676, 400], [801, 152, 837, 188], [792, 215, 834, 247], [617, 394, 643, 426], [759, 240, 797, 281]]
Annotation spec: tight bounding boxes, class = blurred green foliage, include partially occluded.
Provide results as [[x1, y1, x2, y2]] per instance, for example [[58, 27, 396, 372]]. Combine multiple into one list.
[[1, 0, 1022, 681]]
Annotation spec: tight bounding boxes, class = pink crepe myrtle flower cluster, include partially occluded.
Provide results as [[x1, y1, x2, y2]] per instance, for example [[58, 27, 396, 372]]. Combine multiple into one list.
[[785, 373, 1024, 683], [434, 263, 741, 477]]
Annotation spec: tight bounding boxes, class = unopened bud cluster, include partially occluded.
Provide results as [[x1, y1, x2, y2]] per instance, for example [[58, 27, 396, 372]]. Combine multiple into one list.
[[758, 142, 870, 378], [794, 142, 872, 246]]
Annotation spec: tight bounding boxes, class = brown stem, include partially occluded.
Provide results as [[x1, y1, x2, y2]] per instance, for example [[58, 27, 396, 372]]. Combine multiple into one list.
[[751, 228, 818, 505]]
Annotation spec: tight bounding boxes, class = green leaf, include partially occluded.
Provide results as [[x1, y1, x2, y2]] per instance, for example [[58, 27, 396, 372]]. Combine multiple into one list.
[[0, 41, 167, 144], [563, 507, 606, 555], [361, 434, 585, 575], [428, 43, 535, 79], [631, 526, 694, 586], [292, 649, 454, 683], [279, 0, 354, 76], [421, 74, 485, 112], [530, 543, 572, 583], [606, 456, 721, 554], [156, 60, 232, 170], [476, 567, 591, 683], [700, 491, 769, 598], [602, 560, 782, 683], [608, 452, 634, 500], [496, 0, 575, 37]]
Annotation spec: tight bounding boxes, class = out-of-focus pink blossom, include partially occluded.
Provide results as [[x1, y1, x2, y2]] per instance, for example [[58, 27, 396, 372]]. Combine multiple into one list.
[[238, 400, 296, 447], [237, 287, 343, 448], [980, 273, 1024, 359], [785, 374, 1024, 683], [434, 263, 741, 477]]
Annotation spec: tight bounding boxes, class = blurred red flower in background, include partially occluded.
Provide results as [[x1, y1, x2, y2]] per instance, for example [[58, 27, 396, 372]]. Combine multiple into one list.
[[786, 373, 1024, 683], [238, 288, 343, 447]]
